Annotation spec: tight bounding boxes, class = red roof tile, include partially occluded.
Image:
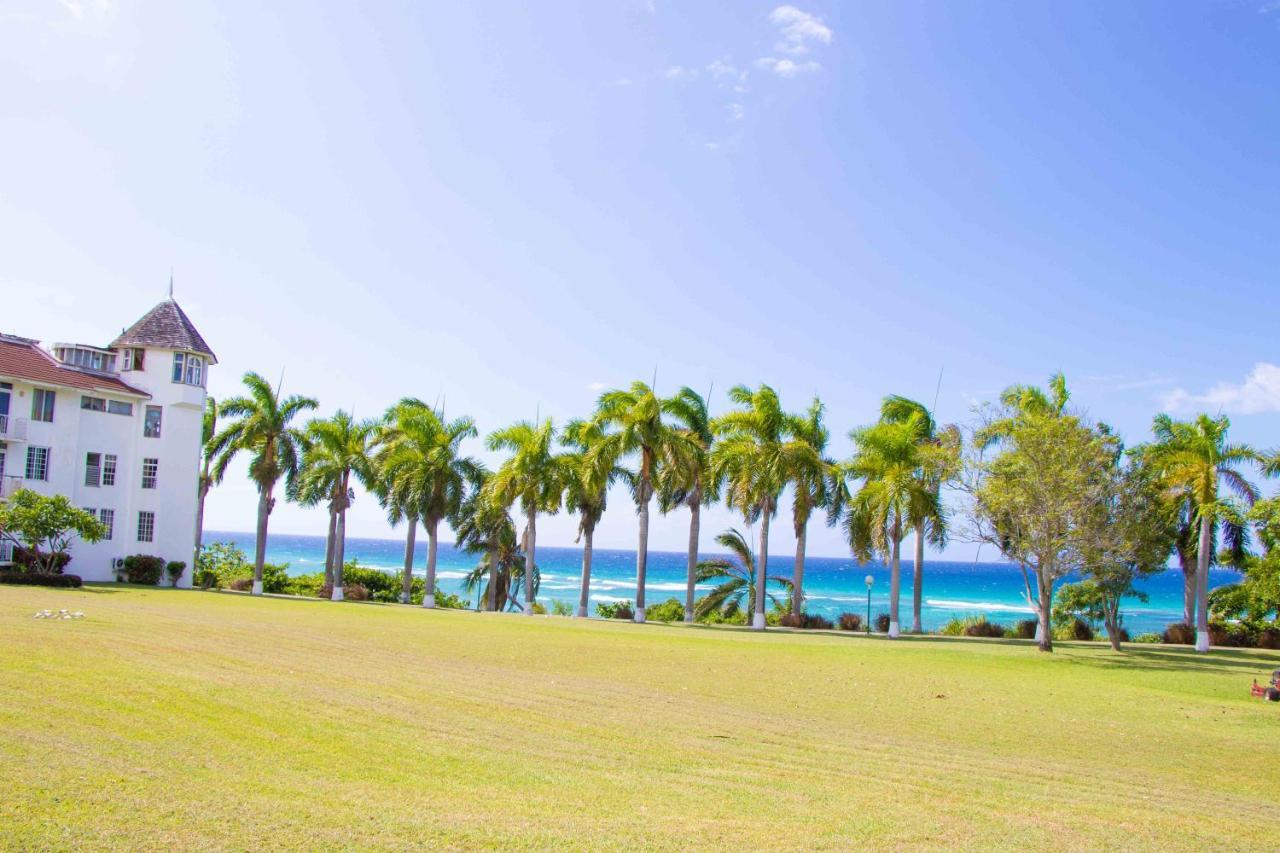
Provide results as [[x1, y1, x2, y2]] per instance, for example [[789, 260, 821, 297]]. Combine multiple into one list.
[[0, 337, 150, 398]]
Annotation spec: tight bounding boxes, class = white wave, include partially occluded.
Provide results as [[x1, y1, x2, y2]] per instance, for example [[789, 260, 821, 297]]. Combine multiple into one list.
[[435, 571, 469, 580], [926, 598, 1035, 614]]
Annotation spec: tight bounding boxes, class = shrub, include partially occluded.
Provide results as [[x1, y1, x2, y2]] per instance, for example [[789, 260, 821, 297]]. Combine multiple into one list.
[[1011, 619, 1039, 639], [531, 602, 547, 615], [697, 608, 747, 626], [228, 577, 254, 592], [12, 547, 72, 573], [874, 612, 891, 633], [436, 590, 469, 609], [123, 554, 165, 585], [0, 571, 82, 587], [320, 582, 369, 601], [597, 600, 634, 620], [1133, 632, 1162, 644], [1053, 617, 1094, 641], [1162, 622, 1195, 645], [1209, 622, 1251, 648], [551, 599, 574, 617], [941, 615, 1006, 638], [1257, 627, 1280, 650], [645, 598, 686, 623], [837, 612, 863, 631], [780, 612, 834, 629], [165, 561, 186, 587]]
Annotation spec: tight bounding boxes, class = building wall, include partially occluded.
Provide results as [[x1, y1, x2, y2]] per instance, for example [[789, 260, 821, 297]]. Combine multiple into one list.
[[1, 347, 206, 585]]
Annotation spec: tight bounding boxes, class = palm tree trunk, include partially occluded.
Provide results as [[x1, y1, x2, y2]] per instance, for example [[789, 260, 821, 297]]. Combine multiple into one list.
[[400, 515, 417, 604], [486, 542, 499, 612], [634, 482, 651, 623], [524, 508, 538, 615], [331, 508, 347, 600], [753, 502, 771, 631], [793, 519, 807, 618], [1195, 513, 1212, 652], [422, 517, 439, 608], [888, 522, 901, 638], [577, 523, 594, 618], [684, 496, 701, 623], [323, 507, 337, 588], [193, 481, 208, 578], [252, 486, 271, 595], [912, 522, 925, 634], [1178, 546, 1196, 625]]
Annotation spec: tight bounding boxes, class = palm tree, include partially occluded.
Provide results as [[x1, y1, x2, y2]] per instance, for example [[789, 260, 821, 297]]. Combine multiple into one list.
[[711, 384, 815, 631], [658, 387, 718, 623], [561, 419, 625, 618], [694, 528, 793, 622], [840, 416, 939, 638], [786, 396, 834, 619], [378, 400, 482, 608], [294, 410, 376, 600], [592, 382, 681, 623], [879, 395, 961, 632], [454, 475, 528, 611], [193, 396, 218, 570], [1147, 414, 1262, 651], [486, 418, 566, 615], [208, 372, 317, 595]]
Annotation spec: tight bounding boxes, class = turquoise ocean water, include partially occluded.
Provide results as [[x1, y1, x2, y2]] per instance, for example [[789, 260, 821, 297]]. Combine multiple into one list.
[[206, 530, 1236, 634]]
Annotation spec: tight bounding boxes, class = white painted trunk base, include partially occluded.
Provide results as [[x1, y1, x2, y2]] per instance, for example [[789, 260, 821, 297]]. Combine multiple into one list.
[[684, 610, 694, 623], [523, 607, 535, 616], [421, 598, 435, 609], [575, 605, 588, 618], [1195, 630, 1210, 652], [251, 580, 263, 596], [888, 620, 900, 638], [1034, 622, 1044, 642], [633, 611, 646, 624], [399, 592, 409, 604], [331, 586, 344, 602], [751, 612, 766, 631]]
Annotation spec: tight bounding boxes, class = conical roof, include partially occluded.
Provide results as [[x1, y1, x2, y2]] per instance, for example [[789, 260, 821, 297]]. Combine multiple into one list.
[[110, 299, 217, 363]]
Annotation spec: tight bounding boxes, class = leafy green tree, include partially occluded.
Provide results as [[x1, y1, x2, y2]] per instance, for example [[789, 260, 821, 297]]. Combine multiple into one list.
[[694, 528, 793, 622], [658, 387, 719, 623], [377, 400, 482, 608], [1146, 414, 1263, 651], [561, 418, 625, 618], [878, 395, 961, 632], [1208, 497, 1280, 630], [787, 396, 836, 619], [486, 418, 565, 615], [208, 372, 318, 595], [966, 374, 1114, 651], [294, 410, 377, 599], [0, 489, 106, 572], [453, 471, 526, 611], [711, 384, 817, 631], [592, 382, 683, 622]]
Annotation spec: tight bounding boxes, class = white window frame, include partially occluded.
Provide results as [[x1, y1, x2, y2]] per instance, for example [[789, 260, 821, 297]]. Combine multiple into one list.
[[137, 511, 155, 543], [99, 509, 114, 540], [102, 454, 117, 487], [25, 446, 50, 481], [141, 458, 158, 490]]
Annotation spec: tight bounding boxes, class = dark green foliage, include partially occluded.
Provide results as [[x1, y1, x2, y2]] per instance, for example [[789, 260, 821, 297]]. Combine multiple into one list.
[[550, 600, 574, 616], [1133, 632, 1162, 644], [0, 572, 82, 587], [123, 554, 165, 585], [1163, 622, 1195, 645], [874, 612, 891, 633], [940, 615, 1006, 637], [165, 561, 186, 586], [644, 598, 685, 622], [1012, 619, 1038, 639], [779, 612, 834, 629], [1053, 616, 1094, 641], [837, 612, 862, 631], [12, 547, 72, 573], [597, 600, 634, 620]]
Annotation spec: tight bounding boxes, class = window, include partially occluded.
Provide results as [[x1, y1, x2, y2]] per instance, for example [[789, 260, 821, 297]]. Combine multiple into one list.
[[172, 352, 205, 386], [85, 452, 102, 487], [137, 511, 155, 543], [25, 446, 49, 481], [144, 405, 162, 438], [31, 388, 55, 422], [81, 395, 106, 412], [107, 400, 133, 416], [102, 454, 117, 486], [121, 348, 145, 371], [57, 347, 115, 372], [142, 458, 158, 489], [99, 509, 114, 540]]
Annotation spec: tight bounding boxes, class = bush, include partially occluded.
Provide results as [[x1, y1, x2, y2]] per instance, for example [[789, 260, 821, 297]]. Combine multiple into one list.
[[165, 561, 186, 587], [597, 600, 634, 620], [873, 613, 891, 633], [531, 601, 547, 615], [228, 577, 254, 592], [123, 554, 165, 585], [12, 546, 72, 573], [780, 612, 834, 629], [1011, 619, 1039, 639], [551, 599, 574, 617], [941, 615, 1006, 638], [1257, 627, 1280, 650], [1053, 617, 1094, 641], [320, 582, 369, 601], [0, 571, 82, 587], [837, 612, 863, 631], [1209, 622, 1252, 648], [1133, 632, 1162, 644], [645, 598, 686, 623], [1162, 622, 1195, 645]]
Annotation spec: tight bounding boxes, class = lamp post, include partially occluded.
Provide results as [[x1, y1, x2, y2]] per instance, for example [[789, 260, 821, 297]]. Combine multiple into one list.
[[864, 574, 874, 635]]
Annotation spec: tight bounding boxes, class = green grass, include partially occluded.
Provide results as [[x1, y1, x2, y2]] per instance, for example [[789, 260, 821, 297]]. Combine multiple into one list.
[[1, 586, 1278, 850]]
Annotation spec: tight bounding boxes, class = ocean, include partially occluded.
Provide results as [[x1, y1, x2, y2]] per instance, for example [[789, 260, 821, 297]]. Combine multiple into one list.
[[205, 530, 1236, 634]]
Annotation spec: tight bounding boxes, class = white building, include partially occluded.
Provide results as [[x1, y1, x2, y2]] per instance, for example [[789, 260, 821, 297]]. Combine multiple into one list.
[[0, 298, 215, 585]]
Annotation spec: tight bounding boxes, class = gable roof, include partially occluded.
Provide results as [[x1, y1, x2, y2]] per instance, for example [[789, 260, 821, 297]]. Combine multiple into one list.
[[0, 335, 150, 398], [110, 299, 217, 362]]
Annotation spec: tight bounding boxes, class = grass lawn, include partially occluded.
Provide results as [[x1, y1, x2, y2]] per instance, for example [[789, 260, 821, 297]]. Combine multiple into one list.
[[1, 585, 1278, 850]]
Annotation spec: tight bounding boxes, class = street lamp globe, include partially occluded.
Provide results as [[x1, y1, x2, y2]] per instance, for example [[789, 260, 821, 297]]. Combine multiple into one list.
[[864, 574, 874, 589]]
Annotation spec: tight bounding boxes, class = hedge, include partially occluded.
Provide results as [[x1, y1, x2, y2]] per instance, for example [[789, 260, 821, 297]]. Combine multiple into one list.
[[0, 572, 83, 588]]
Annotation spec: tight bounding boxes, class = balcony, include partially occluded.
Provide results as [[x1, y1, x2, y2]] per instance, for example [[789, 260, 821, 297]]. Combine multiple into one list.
[[0, 414, 27, 441], [0, 475, 24, 499]]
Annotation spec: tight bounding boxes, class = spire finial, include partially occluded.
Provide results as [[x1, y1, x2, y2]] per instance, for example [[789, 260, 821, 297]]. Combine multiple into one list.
[[168, 268, 174, 299]]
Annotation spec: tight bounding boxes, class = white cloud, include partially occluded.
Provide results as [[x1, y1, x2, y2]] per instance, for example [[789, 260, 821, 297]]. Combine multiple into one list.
[[664, 65, 697, 80], [1161, 363, 1280, 414], [613, 77, 633, 87], [58, 0, 114, 20], [728, 103, 745, 121], [768, 6, 833, 55], [755, 56, 820, 77], [706, 59, 741, 80], [586, 382, 608, 392]]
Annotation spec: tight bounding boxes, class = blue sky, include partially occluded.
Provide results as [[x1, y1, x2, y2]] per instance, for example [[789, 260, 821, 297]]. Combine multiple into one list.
[[3, 1, 1277, 560]]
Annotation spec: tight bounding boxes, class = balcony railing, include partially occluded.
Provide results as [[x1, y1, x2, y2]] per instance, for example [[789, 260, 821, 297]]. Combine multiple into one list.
[[0, 414, 27, 440]]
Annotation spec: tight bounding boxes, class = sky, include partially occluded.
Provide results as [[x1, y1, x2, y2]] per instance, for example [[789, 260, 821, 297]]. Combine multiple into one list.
[[2, 1, 1278, 561]]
